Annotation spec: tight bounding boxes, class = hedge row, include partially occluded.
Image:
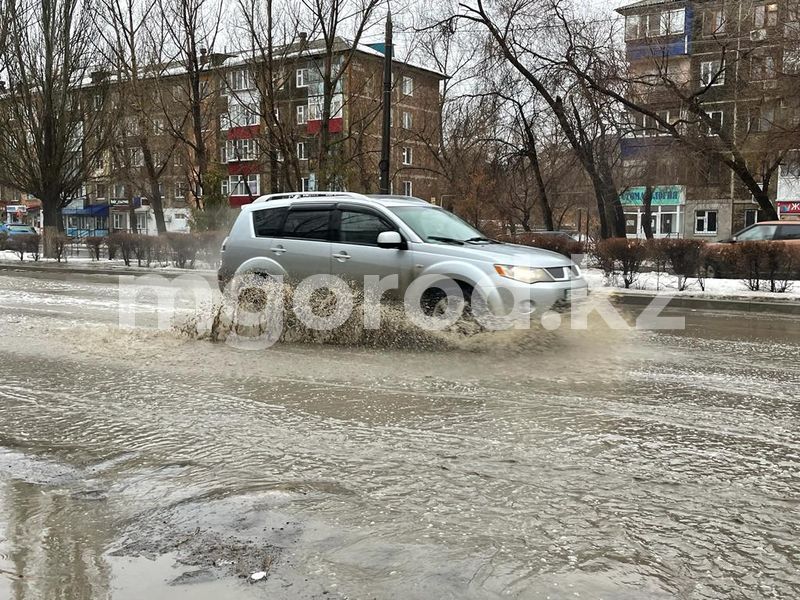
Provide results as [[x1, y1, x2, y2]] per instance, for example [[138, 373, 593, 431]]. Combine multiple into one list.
[[87, 232, 226, 268], [593, 239, 800, 292]]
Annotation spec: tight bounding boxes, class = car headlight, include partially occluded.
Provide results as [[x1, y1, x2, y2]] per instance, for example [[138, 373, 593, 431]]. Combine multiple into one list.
[[494, 264, 552, 284]]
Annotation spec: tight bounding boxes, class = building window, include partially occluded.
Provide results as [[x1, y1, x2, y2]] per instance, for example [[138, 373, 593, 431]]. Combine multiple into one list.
[[174, 153, 183, 167], [705, 111, 723, 135], [402, 147, 413, 165], [226, 174, 260, 197], [113, 183, 127, 199], [296, 68, 309, 88], [301, 177, 310, 191], [225, 138, 258, 162], [402, 76, 414, 96], [660, 9, 685, 35], [229, 68, 253, 91], [128, 147, 143, 167], [751, 54, 776, 80], [112, 212, 124, 230], [745, 209, 759, 227], [96, 184, 107, 201], [136, 213, 148, 233], [402, 180, 413, 196], [700, 60, 725, 86], [704, 9, 726, 36], [695, 210, 718, 234], [174, 181, 185, 199], [297, 142, 307, 160], [296, 104, 308, 124], [402, 111, 412, 129], [755, 3, 779, 28], [748, 105, 775, 132], [625, 14, 642, 40]]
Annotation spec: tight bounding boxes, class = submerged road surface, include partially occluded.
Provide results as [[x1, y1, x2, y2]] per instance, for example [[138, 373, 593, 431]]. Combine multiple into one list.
[[0, 268, 798, 599]]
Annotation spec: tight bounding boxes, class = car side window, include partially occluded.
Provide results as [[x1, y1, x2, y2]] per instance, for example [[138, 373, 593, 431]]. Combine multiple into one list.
[[253, 207, 287, 238], [338, 210, 395, 245], [281, 209, 332, 241], [776, 225, 800, 240], [737, 225, 777, 241]]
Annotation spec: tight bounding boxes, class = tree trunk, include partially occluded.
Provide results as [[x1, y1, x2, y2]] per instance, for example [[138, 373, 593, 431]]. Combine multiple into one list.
[[641, 185, 654, 239], [128, 197, 137, 234], [41, 196, 61, 258], [149, 181, 167, 234]]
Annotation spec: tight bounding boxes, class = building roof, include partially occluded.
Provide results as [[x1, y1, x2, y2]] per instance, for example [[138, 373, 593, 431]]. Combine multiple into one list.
[[616, 0, 684, 15]]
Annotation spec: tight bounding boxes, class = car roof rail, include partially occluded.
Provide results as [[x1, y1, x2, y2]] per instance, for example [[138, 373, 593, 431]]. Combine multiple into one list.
[[253, 191, 372, 204]]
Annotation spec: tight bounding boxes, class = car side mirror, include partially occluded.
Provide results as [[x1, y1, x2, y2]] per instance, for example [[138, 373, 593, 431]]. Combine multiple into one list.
[[377, 231, 403, 249]]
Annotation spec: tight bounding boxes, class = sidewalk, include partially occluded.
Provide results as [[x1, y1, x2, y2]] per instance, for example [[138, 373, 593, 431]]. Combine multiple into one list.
[[0, 255, 215, 279]]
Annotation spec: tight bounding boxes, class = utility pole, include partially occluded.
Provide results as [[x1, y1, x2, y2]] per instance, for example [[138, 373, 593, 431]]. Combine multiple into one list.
[[378, 7, 393, 194]]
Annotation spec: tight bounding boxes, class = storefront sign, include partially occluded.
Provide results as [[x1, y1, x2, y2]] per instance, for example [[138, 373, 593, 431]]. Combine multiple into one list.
[[620, 185, 686, 207], [5, 204, 27, 214], [778, 201, 800, 215]]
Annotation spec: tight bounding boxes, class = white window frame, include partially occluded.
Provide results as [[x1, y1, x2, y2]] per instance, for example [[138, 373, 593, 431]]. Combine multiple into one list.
[[402, 146, 413, 165], [402, 76, 414, 96], [700, 60, 725, 87], [112, 212, 124, 230], [695, 209, 718, 234], [755, 3, 778, 28], [301, 177, 310, 191], [705, 110, 724, 135], [625, 14, 641, 40], [297, 141, 308, 160], [402, 111, 413, 129], [229, 68, 253, 92], [402, 180, 413, 197], [296, 68, 309, 88], [227, 174, 260, 197], [296, 104, 308, 124], [660, 9, 685, 35], [174, 181, 185, 199]]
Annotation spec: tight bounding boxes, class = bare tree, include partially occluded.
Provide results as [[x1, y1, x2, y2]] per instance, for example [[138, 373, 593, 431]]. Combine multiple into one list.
[[564, 1, 800, 221], [98, 0, 178, 233], [0, 0, 113, 254], [154, 0, 224, 208], [299, 0, 382, 189], [459, 0, 628, 237]]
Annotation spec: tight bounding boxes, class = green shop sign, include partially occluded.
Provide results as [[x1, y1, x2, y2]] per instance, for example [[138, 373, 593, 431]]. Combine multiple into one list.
[[619, 185, 685, 206]]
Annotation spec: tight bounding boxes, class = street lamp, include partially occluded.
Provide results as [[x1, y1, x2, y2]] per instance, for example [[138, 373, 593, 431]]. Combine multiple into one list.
[[379, 5, 393, 194]]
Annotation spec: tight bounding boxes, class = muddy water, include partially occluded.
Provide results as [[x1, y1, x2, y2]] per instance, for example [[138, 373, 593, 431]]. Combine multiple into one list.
[[0, 270, 799, 599]]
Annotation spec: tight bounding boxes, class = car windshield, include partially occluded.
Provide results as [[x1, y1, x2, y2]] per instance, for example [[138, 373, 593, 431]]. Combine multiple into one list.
[[388, 206, 486, 244]]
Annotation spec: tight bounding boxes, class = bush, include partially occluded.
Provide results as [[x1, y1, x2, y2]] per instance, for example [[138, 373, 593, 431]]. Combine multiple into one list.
[[107, 232, 137, 266], [503, 232, 584, 258], [657, 239, 707, 291], [6, 234, 40, 261], [53, 233, 71, 263], [85, 236, 105, 261], [166, 232, 202, 269], [594, 238, 648, 288], [194, 230, 227, 267]]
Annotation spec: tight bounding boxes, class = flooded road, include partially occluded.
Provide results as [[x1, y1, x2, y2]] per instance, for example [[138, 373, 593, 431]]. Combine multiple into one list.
[[0, 269, 798, 599]]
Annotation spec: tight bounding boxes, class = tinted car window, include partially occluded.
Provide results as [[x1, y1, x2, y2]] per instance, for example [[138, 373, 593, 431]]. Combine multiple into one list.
[[776, 225, 800, 240], [737, 224, 777, 241], [281, 209, 331, 241], [339, 210, 394, 245], [252, 207, 287, 237]]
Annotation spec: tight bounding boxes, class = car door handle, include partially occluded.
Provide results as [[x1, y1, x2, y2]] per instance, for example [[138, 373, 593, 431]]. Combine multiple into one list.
[[271, 245, 287, 255], [332, 252, 351, 261]]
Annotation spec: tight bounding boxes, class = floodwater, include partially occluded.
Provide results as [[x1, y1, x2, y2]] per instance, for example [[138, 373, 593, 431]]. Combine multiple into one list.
[[0, 268, 798, 599]]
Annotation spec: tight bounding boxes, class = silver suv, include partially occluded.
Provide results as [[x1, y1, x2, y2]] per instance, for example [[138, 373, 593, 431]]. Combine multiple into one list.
[[218, 192, 587, 316]]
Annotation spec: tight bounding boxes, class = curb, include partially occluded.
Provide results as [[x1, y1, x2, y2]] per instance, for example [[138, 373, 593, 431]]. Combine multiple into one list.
[[0, 261, 216, 280], [610, 291, 800, 316]]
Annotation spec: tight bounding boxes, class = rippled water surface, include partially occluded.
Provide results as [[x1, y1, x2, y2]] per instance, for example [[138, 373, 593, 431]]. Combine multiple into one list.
[[0, 270, 798, 599]]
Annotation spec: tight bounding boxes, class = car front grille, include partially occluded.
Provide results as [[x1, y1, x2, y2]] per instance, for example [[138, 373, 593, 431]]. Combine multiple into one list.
[[545, 266, 580, 281]]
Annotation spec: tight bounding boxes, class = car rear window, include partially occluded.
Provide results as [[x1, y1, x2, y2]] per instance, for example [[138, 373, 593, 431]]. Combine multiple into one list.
[[281, 209, 331, 241], [252, 207, 287, 238]]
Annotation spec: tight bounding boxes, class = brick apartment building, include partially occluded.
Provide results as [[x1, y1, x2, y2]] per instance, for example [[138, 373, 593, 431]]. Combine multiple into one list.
[[69, 37, 445, 236], [618, 0, 800, 240]]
